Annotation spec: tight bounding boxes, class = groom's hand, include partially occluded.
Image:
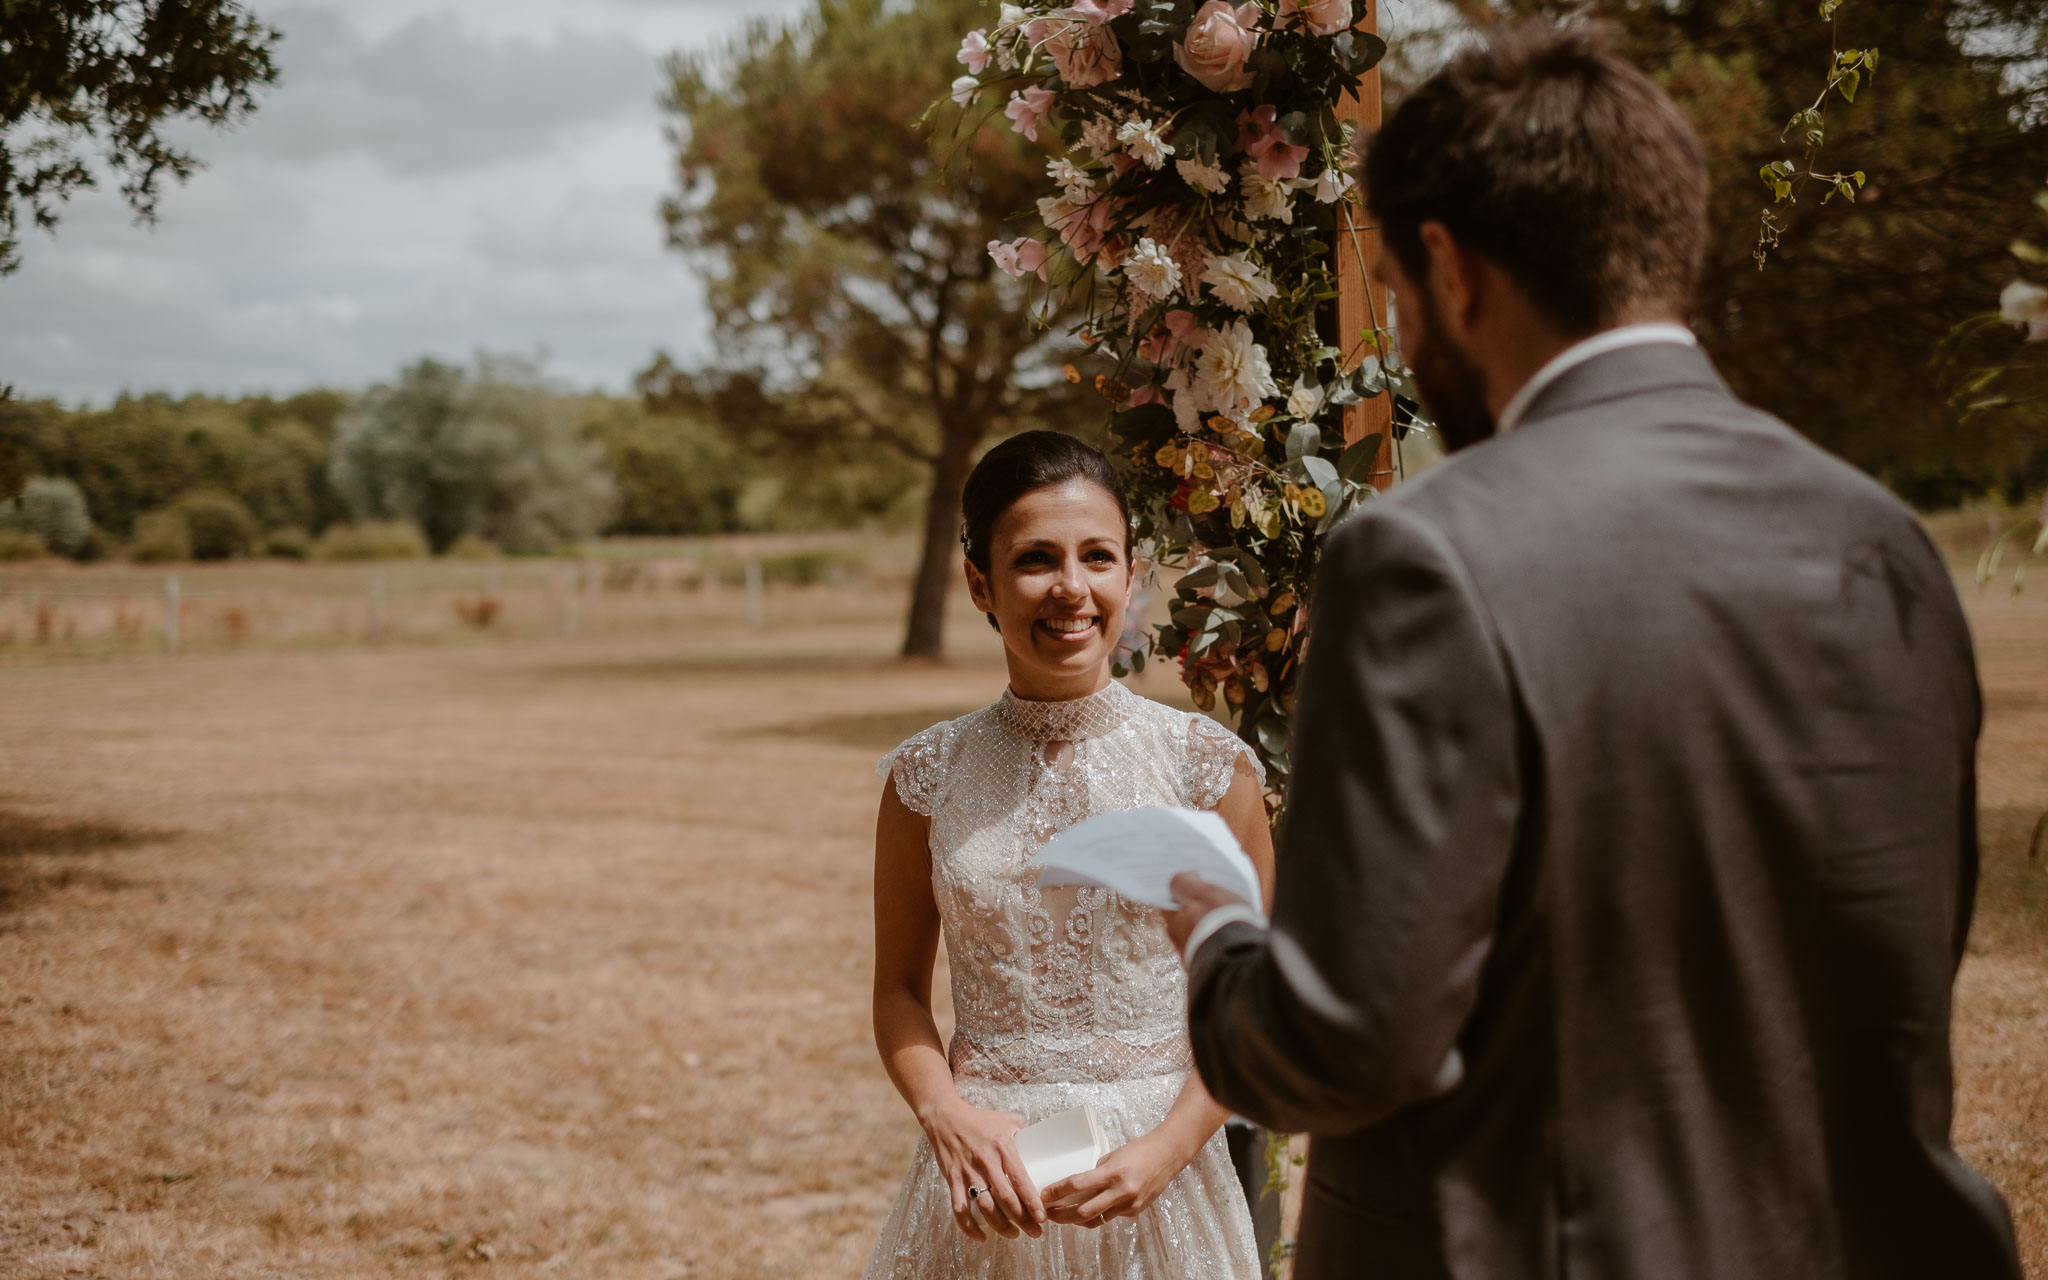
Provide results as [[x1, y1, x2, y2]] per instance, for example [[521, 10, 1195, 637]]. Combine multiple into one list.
[[1162, 873, 1247, 956]]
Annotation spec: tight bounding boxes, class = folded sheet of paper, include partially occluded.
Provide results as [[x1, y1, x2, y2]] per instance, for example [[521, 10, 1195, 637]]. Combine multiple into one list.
[[1016, 1104, 1110, 1192], [1028, 805, 1262, 911]]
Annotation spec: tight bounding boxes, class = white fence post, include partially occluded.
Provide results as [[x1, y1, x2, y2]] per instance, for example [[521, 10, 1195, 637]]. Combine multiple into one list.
[[559, 565, 578, 638], [745, 560, 765, 630], [164, 575, 180, 655]]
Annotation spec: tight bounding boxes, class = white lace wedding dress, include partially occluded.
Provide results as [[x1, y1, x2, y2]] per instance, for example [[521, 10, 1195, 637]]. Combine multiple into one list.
[[863, 680, 1264, 1280]]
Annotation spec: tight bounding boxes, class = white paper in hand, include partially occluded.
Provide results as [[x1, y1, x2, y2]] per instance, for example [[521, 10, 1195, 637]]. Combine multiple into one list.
[[1015, 1104, 1110, 1193], [1029, 805, 1261, 911]]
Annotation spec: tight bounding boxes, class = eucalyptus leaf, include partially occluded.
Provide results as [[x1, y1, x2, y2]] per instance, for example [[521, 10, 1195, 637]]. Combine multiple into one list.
[[1339, 434, 1383, 483], [1300, 455, 1339, 488], [1286, 421, 1319, 461]]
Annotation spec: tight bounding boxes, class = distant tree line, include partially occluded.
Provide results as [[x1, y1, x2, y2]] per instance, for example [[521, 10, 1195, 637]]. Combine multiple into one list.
[[0, 354, 924, 563]]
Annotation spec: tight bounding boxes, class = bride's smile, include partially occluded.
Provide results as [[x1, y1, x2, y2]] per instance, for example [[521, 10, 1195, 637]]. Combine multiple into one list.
[[963, 476, 1134, 701]]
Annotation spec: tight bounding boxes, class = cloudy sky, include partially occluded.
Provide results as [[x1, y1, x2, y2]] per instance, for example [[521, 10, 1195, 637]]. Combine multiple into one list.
[[2, 0, 809, 405]]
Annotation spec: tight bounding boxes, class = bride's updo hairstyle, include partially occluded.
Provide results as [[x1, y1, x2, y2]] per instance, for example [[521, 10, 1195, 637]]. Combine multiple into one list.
[[960, 430, 1131, 628]]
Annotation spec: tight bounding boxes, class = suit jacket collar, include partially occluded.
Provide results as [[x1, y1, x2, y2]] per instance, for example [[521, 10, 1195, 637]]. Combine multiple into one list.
[[1514, 338, 1731, 430]]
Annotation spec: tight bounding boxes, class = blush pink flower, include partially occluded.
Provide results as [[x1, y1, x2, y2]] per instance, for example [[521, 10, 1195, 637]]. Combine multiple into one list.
[[1042, 16, 1122, 89], [1174, 0, 1260, 94], [1005, 86, 1056, 142], [1127, 384, 1164, 407], [1278, 0, 1352, 37], [989, 236, 1051, 281], [957, 29, 992, 73], [1072, 0, 1135, 22], [1237, 105, 1308, 181]]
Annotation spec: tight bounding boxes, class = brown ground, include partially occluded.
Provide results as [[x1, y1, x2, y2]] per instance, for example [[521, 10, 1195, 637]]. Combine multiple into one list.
[[1, 576, 2043, 1278]]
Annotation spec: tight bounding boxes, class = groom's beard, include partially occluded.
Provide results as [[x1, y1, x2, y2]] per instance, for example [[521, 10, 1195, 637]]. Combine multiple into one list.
[[1403, 294, 1496, 453]]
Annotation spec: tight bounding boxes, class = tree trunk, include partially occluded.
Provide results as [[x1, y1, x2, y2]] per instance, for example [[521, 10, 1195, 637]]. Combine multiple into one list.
[[901, 428, 980, 658]]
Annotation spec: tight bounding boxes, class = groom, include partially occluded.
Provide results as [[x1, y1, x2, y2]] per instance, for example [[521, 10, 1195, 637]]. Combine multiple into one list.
[[1164, 22, 2023, 1280]]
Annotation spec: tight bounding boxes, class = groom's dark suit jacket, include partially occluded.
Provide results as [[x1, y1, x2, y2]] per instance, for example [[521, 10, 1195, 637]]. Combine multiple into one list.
[[1186, 342, 2022, 1279]]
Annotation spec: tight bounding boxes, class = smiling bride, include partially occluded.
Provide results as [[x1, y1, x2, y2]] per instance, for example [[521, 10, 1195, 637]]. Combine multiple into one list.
[[862, 431, 1272, 1279]]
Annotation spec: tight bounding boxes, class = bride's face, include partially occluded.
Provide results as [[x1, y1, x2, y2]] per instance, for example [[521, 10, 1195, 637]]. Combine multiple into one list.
[[965, 478, 1134, 697]]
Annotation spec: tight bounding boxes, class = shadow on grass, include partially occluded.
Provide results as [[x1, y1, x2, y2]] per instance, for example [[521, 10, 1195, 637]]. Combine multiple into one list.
[[0, 809, 166, 912], [1976, 804, 2048, 955], [759, 707, 982, 753]]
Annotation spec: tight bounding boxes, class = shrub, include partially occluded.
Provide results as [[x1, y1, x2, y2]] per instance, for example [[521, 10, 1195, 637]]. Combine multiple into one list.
[[329, 355, 616, 554], [75, 527, 117, 563], [170, 490, 256, 560], [443, 531, 501, 559], [19, 477, 93, 557], [312, 519, 429, 561], [131, 511, 192, 563], [262, 527, 312, 560], [0, 528, 44, 560]]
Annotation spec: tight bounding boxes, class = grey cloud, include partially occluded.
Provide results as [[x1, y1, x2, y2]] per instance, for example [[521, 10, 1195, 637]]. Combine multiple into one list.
[[217, 6, 659, 175]]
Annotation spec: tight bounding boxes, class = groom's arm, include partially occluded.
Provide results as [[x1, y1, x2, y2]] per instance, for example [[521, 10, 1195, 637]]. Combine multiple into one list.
[[1185, 503, 1521, 1135]]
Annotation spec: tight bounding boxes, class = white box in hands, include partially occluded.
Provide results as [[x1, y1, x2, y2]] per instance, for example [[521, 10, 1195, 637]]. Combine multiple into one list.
[[1016, 1103, 1111, 1192]]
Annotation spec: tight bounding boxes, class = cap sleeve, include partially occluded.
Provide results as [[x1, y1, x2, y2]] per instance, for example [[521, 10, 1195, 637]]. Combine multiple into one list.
[[1183, 713, 1266, 810], [876, 722, 950, 817]]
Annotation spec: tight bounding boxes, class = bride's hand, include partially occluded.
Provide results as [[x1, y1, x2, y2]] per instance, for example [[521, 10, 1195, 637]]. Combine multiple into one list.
[[1041, 1132, 1184, 1229], [920, 1097, 1046, 1241]]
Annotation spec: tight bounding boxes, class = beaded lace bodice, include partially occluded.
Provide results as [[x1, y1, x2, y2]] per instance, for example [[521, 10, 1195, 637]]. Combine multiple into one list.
[[879, 681, 1262, 1088]]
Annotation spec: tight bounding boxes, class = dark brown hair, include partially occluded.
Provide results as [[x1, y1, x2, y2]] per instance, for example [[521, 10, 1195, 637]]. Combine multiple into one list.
[[1362, 21, 1709, 335], [961, 429, 1129, 579]]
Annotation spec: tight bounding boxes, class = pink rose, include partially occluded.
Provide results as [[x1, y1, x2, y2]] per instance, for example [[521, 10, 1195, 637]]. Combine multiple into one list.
[[1278, 0, 1352, 37], [1236, 105, 1308, 180], [957, 29, 991, 73], [1174, 0, 1260, 94], [1072, 0, 1135, 22], [1042, 16, 1122, 89], [1005, 86, 1055, 142]]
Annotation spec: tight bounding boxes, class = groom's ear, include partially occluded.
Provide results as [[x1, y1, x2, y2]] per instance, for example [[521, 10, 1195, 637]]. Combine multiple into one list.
[[1418, 220, 1479, 340]]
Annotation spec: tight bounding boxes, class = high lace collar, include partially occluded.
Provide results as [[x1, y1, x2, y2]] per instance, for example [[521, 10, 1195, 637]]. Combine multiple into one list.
[[995, 680, 1136, 743]]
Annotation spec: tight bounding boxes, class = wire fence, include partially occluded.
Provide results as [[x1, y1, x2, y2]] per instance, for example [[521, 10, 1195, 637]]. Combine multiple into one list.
[[0, 549, 892, 658]]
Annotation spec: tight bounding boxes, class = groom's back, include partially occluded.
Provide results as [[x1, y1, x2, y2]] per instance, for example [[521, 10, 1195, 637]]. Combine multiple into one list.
[[1390, 340, 2014, 1278]]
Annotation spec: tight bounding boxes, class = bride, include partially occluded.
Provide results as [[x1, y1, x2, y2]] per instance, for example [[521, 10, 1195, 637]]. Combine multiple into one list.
[[863, 431, 1272, 1279]]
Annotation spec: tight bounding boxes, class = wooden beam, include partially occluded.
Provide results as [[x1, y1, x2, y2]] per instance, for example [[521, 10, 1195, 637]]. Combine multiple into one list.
[[1333, 1, 1393, 487]]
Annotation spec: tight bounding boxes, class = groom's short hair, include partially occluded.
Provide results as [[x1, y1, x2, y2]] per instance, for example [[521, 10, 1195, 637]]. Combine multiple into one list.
[[1363, 22, 1709, 336]]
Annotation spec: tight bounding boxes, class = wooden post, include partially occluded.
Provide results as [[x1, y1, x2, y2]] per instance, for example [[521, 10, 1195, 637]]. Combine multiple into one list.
[[368, 571, 386, 642], [163, 575, 180, 655], [559, 565, 578, 637], [1335, 0, 1395, 488], [744, 560, 766, 630]]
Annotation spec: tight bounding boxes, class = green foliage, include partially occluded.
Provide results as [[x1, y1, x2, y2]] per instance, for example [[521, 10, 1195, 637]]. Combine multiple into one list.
[[0, 529, 44, 560], [442, 530, 502, 560], [584, 392, 748, 536], [0, 391, 346, 538], [167, 489, 255, 559], [17, 476, 93, 557], [329, 356, 618, 555], [261, 526, 311, 560], [311, 520, 430, 562], [0, 1, 280, 273], [712, 547, 870, 586], [129, 510, 191, 563]]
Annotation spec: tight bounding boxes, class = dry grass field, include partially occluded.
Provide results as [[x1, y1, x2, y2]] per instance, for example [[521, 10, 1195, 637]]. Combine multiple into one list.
[[1, 564, 2043, 1278]]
